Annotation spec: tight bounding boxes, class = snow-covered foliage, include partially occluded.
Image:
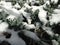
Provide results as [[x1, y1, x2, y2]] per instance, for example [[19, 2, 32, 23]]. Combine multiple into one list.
[[50, 0, 58, 4], [0, 0, 60, 45]]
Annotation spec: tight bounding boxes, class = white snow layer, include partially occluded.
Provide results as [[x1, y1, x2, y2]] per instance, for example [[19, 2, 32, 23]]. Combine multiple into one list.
[[7, 30, 26, 45], [0, 22, 9, 34], [49, 14, 60, 25], [23, 22, 35, 29], [50, 0, 58, 4], [52, 40, 59, 45], [13, 3, 21, 9], [38, 8, 48, 25]]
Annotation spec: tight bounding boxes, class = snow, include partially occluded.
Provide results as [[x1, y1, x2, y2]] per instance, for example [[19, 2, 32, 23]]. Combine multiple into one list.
[[50, 0, 58, 4], [0, 22, 9, 34], [24, 3, 32, 9], [58, 5, 60, 8], [0, 1, 12, 8], [27, 19, 32, 24], [19, 9, 32, 24], [0, 20, 2, 24], [45, 0, 50, 5], [49, 9, 60, 25], [38, 8, 48, 25], [52, 40, 59, 45], [6, 15, 16, 21], [13, 3, 21, 9], [49, 14, 60, 25], [0, 9, 3, 12], [29, 0, 35, 2], [53, 9, 60, 14], [23, 22, 35, 29], [7, 30, 26, 45], [31, 6, 40, 13], [44, 0, 49, 3], [43, 1, 50, 8], [1, 5, 21, 17], [43, 26, 54, 37], [0, 29, 26, 45]]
